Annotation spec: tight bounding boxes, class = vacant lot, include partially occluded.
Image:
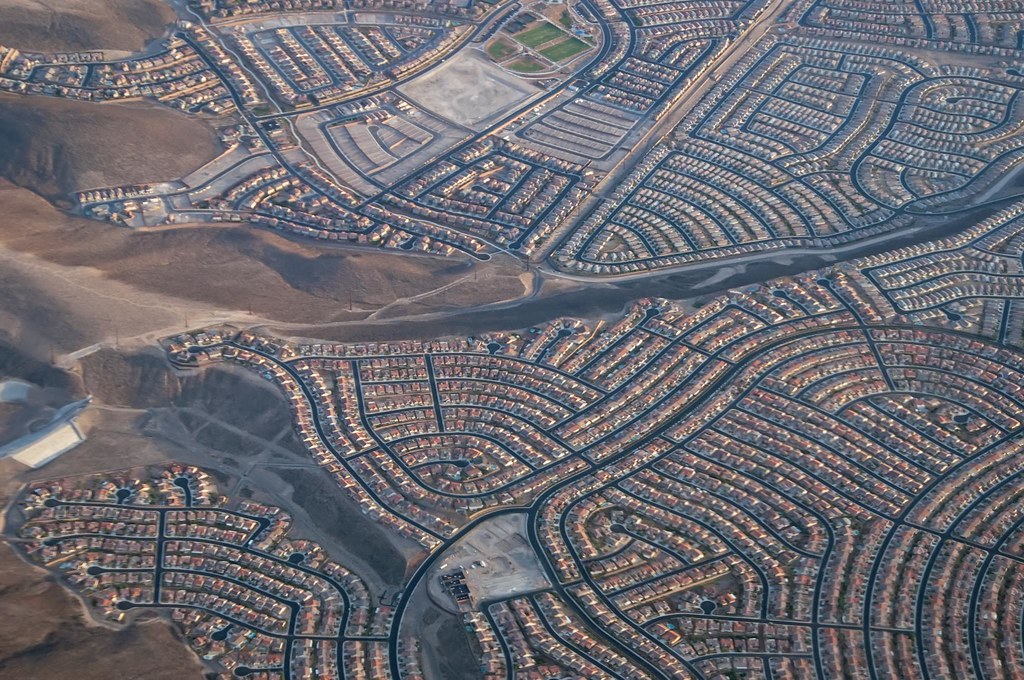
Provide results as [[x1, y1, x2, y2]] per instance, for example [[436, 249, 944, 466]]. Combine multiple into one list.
[[434, 513, 550, 603], [400, 50, 536, 128], [513, 21, 566, 48], [414, 602, 482, 680], [276, 467, 413, 586], [540, 36, 589, 61]]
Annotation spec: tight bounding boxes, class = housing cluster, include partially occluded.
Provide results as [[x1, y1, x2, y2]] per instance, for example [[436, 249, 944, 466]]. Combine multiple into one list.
[[6, 0, 1018, 272], [9, 465, 400, 680], [0, 36, 251, 114], [555, 21, 1024, 273], [158, 201, 1024, 678]]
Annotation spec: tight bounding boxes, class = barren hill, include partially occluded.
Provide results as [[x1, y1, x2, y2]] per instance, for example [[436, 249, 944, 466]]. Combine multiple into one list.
[[0, 94, 220, 203], [0, 0, 176, 52]]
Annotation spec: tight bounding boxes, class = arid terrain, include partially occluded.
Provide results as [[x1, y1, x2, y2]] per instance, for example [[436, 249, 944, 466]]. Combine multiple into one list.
[[0, 180, 539, 356], [4, 0, 1024, 677], [0, 0, 175, 53], [0, 93, 220, 203]]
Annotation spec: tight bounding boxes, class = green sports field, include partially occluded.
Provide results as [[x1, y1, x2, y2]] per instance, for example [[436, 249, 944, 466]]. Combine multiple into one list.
[[507, 56, 546, 73], [487, 38, 517, 60], [539, 37, 589, 61], [513, 22, 566, 48]]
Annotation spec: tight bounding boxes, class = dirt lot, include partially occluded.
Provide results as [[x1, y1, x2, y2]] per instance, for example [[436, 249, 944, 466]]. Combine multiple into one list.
[[400, 50, 539, 129], [274, 467, 419, 588], [412, 601, 482, 680], [433, 513, 550, 604]]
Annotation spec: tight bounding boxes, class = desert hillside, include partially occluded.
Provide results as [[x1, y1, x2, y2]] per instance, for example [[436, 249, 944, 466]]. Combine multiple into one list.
[[0, 94, 220, 202], [0, 0, 176, 52]]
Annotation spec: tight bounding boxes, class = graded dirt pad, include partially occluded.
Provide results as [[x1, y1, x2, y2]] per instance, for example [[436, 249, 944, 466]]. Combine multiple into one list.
[[433, 513, 550, 603], [0, 0, 176, 52], [0, 542, 204, 680], [400, 50, 537, 128], [0, 94, 220, 202]]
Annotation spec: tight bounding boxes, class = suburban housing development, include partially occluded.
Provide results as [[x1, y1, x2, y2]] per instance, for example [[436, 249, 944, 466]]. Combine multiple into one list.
[[2, 0, 1021, 266], [2, 0, 1024, 678], [156, 202, 1024, 679], [11, 200, 1024, 678]]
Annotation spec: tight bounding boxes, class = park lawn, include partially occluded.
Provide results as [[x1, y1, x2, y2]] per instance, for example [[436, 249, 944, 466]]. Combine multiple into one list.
[[513, 22, 566, 48], [487, 38, 517, 60], [539, 37, 589, 61], [558, 9, 573, 28], [507, 56, 546, 73]]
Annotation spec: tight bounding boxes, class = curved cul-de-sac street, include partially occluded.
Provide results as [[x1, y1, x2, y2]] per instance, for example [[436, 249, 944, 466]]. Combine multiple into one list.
[[3, 0, 1024, 677]]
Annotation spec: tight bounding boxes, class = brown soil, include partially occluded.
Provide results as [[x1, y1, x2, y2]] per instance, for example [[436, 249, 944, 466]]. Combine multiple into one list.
[[0, 94, 220, 202], [274, 466, 411, 586], [0, 181, 531, 358], [0, 0, 176, 53]]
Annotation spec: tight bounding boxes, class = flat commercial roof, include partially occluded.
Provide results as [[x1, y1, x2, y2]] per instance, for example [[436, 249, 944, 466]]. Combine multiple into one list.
[[9, 421, 84, 468]]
